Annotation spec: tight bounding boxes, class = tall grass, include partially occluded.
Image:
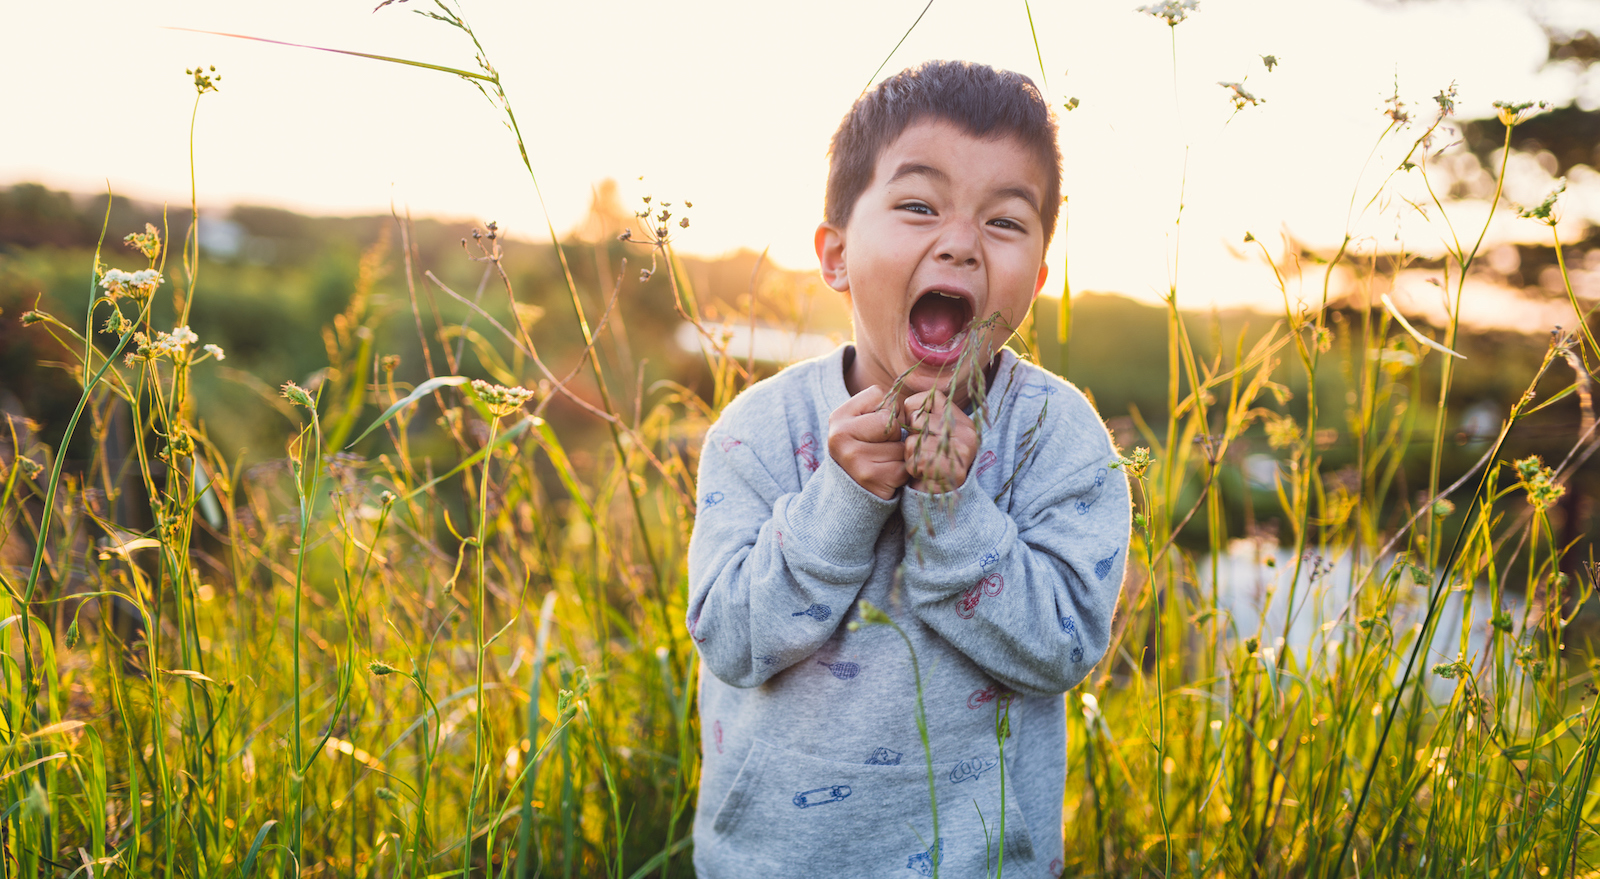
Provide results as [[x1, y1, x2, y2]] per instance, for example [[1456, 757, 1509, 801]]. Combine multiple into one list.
[[3, 3, 1598, 877]]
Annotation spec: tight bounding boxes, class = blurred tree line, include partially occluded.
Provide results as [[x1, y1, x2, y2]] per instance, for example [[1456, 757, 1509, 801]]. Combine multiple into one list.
[[2, 53, 1597, 567]]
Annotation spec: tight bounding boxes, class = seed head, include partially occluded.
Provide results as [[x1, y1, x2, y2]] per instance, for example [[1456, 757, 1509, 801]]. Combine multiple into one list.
[[124, 224, 162, 260], [281, 381, 315, 410], [1110, 446, 1153, 479], [1492, 99, 1549, 127], [470, 379, 535, 418], [1260, 54, 1279, 72], [1063, 96, 1080, 111], [368, 659, 399, 676], [1517, 179, 1565, 225], [1513, 455, 1564, 510], [1219, 81, 1262, 110], [1136, 0, 1198, 26]]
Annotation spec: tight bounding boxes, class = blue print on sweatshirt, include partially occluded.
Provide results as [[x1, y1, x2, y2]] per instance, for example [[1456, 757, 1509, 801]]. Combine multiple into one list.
[[1018, 383, 1055, 400], [792, 603, 831, 621], [948, 755, 999, 784], [818, 660, 860, 680], [906, 839, 944, 876], [1061, 615, 1086, 663], [757, 654, 777, 668], [792, 785, 851, 808], [1095, 548, 1121, 580], [1075, 469, 1107, 515], [865, 747, 903, 765], [979, 550, 999, 569]]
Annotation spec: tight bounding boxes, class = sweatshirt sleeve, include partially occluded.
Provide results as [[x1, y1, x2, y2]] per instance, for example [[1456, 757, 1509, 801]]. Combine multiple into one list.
[[686, 425, 899, 688], [898, 408, 1130, 697]]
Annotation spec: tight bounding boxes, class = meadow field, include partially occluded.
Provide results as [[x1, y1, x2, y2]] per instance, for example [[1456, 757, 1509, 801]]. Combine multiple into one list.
[[3, 3, 1600, 877]]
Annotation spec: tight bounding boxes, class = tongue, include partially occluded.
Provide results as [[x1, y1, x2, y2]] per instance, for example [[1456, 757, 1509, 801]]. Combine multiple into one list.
[[910, 295, 966, 347]]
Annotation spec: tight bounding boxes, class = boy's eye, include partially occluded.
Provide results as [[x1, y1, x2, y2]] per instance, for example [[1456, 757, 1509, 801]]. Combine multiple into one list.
[[898, 202, 934, 215], [988, 218, 1024, 231]]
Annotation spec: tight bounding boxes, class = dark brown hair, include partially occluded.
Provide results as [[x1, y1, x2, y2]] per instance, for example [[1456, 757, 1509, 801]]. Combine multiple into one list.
[[824, 60, 1063, 245]]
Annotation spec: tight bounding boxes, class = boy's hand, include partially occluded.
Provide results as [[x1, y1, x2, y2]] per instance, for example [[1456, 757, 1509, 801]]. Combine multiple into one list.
[[902, 390, 978, 494], [828, 386, 908, 499]]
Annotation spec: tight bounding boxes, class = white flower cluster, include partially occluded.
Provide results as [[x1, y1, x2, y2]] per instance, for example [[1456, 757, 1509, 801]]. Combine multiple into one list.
[[1218, 81, 1262, 110], [100, 268, 164, 300], [203, 343, 226, 361], [470, 379, 536, 418], [1136, 0, 1198, 26], [129, 325, 202, 364]]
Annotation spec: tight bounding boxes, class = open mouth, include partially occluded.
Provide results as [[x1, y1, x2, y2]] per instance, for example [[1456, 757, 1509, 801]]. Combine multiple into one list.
[[907, 289, 974, 365]]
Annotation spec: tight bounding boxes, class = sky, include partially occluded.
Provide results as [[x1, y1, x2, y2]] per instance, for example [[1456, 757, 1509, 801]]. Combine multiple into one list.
[[6, 0, 1598, 325]]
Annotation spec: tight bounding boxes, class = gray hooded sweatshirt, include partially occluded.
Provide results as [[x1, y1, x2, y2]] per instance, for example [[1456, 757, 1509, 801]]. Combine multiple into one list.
[[687, 345, 1129, 878]]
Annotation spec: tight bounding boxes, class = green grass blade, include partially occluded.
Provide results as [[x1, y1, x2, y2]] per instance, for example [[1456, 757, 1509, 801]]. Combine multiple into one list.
[[346, 375, 468, 448]]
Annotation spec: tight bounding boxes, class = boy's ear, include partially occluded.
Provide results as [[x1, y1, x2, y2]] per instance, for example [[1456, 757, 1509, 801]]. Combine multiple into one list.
[[815, 223, 850, 294], [1031, 261, 1049, 300]]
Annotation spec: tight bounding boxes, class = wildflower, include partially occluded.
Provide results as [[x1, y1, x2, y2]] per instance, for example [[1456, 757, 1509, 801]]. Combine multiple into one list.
[[124, 223, 161, 260], [101, 307, 133, 336], [202, 343, 225, 361], [1385, 85, 1410, 125], [679, 216, 690, 228], [1433, 83, 1457, 117], [1518, 179, 1565, 224], [470, 379, 535, 418], [1492, 100, 1548, 127], [1491, 609, 1513, 632], [1263, 412, 1302, 450], [281, 381, 315, 409], [856, 599, 893, 626], [186, 64, 221, 94], [1260, 54, 1278, 72], [1513, 455, 1564, 511], [1110, 446, 1153, 479], [129, 326, 200, 363], [1136, 0, 1198, 26], [99, 268, 163, 301], [64, 617, 80, 649], [1432, 657, 1470, 679], [15, 455, 43, 479], [1219, 81, 1262, 110], [1431, 497, 1455, 519], [21, 310, 48, 326]]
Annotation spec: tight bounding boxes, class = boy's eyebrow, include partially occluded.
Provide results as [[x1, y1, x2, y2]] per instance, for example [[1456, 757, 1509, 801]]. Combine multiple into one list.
[[887, 162, 948, 186], [887, 162, 1042, 214]]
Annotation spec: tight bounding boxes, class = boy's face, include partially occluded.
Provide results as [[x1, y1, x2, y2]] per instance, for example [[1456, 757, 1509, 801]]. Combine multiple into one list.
[[816, 119, 1050, 405]]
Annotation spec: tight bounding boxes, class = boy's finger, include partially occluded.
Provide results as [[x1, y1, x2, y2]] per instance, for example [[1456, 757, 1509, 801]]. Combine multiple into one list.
[[836, 384, 890, 418]]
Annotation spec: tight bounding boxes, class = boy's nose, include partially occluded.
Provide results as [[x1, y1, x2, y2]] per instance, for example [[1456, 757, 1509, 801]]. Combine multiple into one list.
[[935, 222, 981, 267]]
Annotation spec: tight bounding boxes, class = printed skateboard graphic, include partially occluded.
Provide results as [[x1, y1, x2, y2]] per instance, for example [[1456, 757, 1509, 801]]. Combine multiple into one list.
[[1075, 469, 1107, 515], [792, 603, 831, 621], [955, 574, 1004, 620], [978, 550, 999, 569], [864, 746, 903, 765], [793, 432, 820, 472], [699, 490, 724, 509], [948, 755, 998, 784], [906, 839, 943, 876], [817, 660, 861, 680], [792, 785, 851, 808], [1060, 614, 1085, 663]]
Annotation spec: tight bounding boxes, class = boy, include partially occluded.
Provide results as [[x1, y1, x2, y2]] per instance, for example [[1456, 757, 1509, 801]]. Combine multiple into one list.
[[686, 60, 1129, 877]]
